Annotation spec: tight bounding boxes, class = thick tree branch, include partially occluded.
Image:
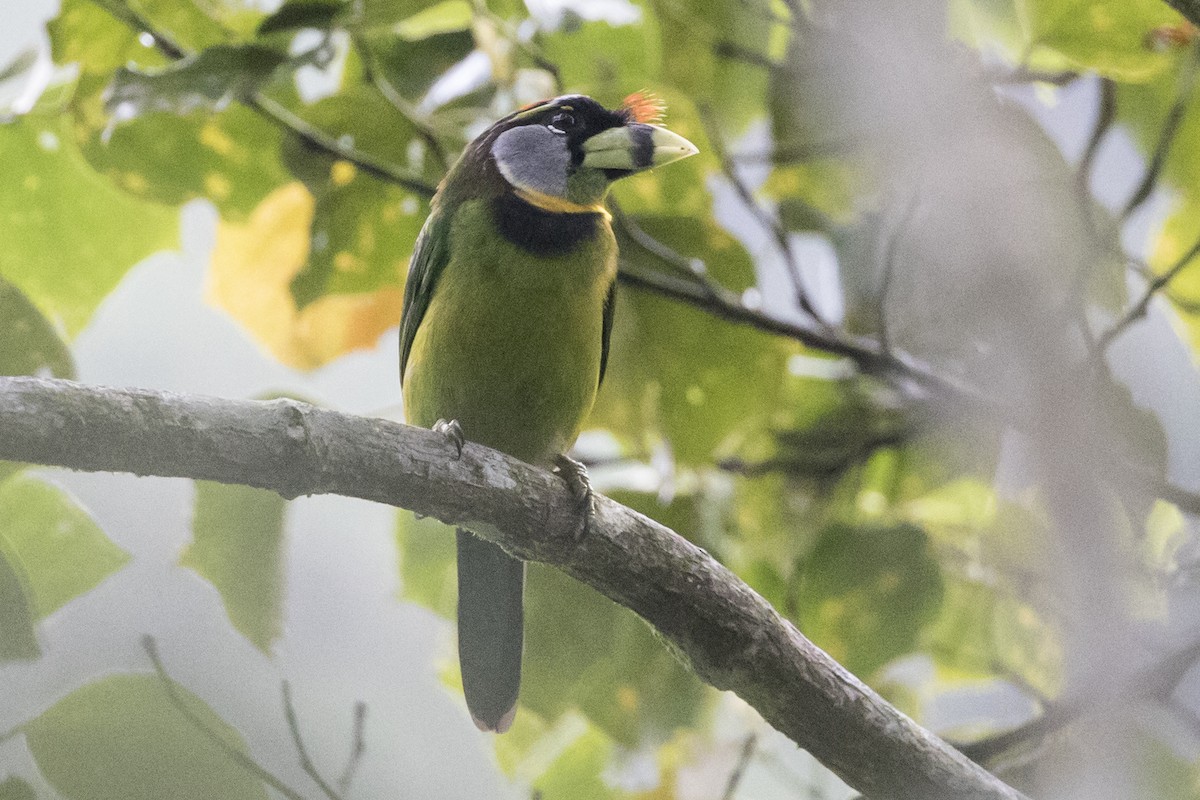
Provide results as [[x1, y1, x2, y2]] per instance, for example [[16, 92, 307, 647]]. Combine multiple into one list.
[[0, 376, 1023, 800]]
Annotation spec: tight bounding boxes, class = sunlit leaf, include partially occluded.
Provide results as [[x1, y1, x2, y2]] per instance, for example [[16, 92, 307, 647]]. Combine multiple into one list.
[[0, 475, 129, 619], [0, 116, 177, 333], [207, 182, 405, 369], [1025, 0, 1182, 80], [925, 579, 1061, 697], [392, 0, 474, 38], [180, 482, 286, 654], [795, 522, 944, 677], [25, 673, 268, 800], [0, 276, 75, 379]]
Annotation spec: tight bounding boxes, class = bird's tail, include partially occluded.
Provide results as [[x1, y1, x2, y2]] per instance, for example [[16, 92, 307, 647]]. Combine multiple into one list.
[[456, 528, 524, 733]]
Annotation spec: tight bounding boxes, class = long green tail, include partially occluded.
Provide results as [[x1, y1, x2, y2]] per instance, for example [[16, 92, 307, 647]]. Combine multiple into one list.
[[456, 528, 524, 732]]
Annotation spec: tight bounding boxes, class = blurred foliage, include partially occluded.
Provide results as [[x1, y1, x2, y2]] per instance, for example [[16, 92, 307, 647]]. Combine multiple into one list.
[[5, 0, 1200, 796], [180, 481, 287, 654]]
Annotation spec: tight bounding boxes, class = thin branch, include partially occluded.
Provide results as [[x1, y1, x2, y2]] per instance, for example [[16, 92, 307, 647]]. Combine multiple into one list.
[[282, 682, 344, 800], [721, 733, 759, 800], [1096, 227, 1200, 352], [95, 0, 438, 198], [698, 105, 828, 326], [1077, 77, 1116, 195], [987, 64, 1079, 86], [352, 36, 451, 172], [957, 632, 1200, 766], [337, 702, 367, 794], [1, 377, 1025, 800], [141, 636, 309, 800], [1119, 48, 1199, 221]]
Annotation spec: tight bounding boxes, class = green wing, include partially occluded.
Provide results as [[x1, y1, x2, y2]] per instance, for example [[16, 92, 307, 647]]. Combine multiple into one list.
[[598, 279, 616, 387], [399, 208, 451, 386]]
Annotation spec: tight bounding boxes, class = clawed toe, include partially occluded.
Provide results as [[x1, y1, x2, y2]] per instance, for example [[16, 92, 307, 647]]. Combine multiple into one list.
[[433, 418, 465, 459], [554, 454, 595, 540]]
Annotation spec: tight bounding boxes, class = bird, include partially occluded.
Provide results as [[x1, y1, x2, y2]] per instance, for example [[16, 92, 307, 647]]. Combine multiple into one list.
[[398, 93, 698, 733]]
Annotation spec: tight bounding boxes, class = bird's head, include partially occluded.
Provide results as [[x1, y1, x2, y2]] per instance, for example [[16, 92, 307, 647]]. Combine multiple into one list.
[[450, 93, 698, 212]]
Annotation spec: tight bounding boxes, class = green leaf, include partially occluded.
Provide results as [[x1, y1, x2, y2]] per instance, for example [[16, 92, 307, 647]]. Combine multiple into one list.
[[392, 0, 474, 39], [280, 87, 432, 305], [25, 673, 269, 800], [0, 536, 39, 662], [522, 564, 704, 747], [180, 482, 286, 654], [105, 44, 290, 121], [395, 511, 457, 618], [530, 722, 618, 800], [291, 173, 427, 306], [258, 0, 347, 35], [358, 30, 475, 105], [795, 522, 944, 677], [0, 776, 36, 800], [1025, 0, 1181, 80], [0, 475, 129, 620], [540, 18, 662, 102], [0, 115, 178, 333], [594, 217, 790, 465], [0, 276, 75, 379], [925, 579, 1060, 696], [48, 0, 164, 77]]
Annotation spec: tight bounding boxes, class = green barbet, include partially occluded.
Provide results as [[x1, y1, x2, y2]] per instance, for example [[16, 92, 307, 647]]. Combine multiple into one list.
[[400, 93, 698, 732]]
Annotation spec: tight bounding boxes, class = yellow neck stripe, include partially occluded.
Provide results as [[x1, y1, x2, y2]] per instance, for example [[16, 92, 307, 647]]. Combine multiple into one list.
[[515, 188, 611, 218]]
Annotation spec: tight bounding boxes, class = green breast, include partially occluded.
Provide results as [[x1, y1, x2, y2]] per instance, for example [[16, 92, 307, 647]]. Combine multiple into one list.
[[402, 198, 617, 466]]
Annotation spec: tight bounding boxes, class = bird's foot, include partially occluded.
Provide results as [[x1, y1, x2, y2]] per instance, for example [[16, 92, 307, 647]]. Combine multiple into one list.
[[554, 454, 595, 540], [433, 418, 465, 459]]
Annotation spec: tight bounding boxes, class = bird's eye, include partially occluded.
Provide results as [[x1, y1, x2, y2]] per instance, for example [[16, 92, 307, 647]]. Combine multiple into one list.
[[547, 112, 577, 134]]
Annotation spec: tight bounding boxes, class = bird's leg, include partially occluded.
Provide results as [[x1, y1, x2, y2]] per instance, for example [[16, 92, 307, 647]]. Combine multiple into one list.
[[434, 418, 465, 459], [554, 454, 595, 540]]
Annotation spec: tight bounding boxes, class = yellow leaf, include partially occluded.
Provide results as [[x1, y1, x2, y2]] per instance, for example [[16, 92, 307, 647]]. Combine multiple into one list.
[[207, 182, 403, 370]]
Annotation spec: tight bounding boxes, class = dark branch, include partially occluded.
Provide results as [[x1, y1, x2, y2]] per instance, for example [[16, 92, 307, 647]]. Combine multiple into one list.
[[1119, 49, 1198, 221], [282, 682, 344, 800], [1097, 227, 1200, 352], [1, 376, 1024, 800], [958, 633, 1200, 766], [142, 636, 309, 800]]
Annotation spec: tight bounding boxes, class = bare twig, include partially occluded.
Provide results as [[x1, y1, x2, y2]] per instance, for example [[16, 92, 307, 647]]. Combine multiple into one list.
[[698, 105, 828, 326], [282, 682, 344, 800], [721, 733, 759, 800], [1078, 77, 1116, 194], [337, 702, 367, 794], [142, 636, 309, 800], [352, 36, 452, 171], [1096, 227, 1200, 352], [988, 64, 1079, 86]]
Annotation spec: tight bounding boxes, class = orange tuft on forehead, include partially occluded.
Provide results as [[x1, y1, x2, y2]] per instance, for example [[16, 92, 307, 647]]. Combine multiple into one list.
[[620, 91, 665, 124]]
